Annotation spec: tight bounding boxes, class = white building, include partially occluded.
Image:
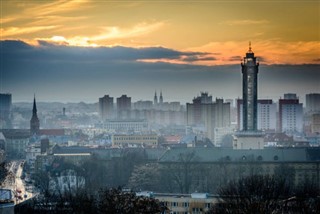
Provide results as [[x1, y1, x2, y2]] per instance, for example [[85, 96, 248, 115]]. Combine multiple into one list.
[[104, 119, 149, 132], [214, 126, 234, 146], [49, 169, 85, 194], [112, 133, 158, 148], [26, 143, 41, 170], [237, 99, 276, 131], [279, 94, 303, 133], [257, 100, 277, 131]]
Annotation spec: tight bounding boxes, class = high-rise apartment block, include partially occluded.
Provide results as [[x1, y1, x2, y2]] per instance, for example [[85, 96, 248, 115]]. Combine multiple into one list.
[[237, 99, 276, 131], [279, 94, 303, 133], [98, 95, 114, 121], [0, 93, 12, 128], [187, 93, 230, 142], [306, 93, 320, 113], [117, 95, 131, 119]]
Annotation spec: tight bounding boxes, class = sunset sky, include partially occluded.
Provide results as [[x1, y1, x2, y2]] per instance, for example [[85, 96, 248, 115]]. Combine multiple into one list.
[[1, 0, 319, 102]]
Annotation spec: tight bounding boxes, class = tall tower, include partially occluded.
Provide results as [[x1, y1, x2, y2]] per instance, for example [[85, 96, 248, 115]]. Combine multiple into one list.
[[241, 42, 259, 131], [30, 95, 40, 135], [154, 91, 158, 106]]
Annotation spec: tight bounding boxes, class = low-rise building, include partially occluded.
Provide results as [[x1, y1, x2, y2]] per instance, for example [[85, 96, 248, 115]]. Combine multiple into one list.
[[112, 133, 158, 148], [104, 119, 149, 132], [155, 192, 218, 214], [1, 129, 30, 159]]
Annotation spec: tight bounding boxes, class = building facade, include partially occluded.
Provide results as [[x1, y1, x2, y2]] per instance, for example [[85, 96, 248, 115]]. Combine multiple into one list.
[[112, 133, 158, 148], [306, 93, 320, 113], [279, 94, 303, 133], [99, 95, 114, 121], [0, 93, 12, 128], [187, 95, 230, 142], [117, 95, 132, 119], [104, 119, 149, 132], [237, 99, 277, 131]]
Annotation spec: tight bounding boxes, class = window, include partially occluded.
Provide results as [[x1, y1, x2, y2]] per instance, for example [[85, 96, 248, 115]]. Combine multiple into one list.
[[274, 155, 279, 161], [171, 202, 177, 207]]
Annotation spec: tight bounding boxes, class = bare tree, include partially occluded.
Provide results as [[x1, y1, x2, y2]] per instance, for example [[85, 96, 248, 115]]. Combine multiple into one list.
[[0, 162, 9, 186], [208, 175, 291, 214], [98, 187, 166, 214], [128, 163, 160, 191]]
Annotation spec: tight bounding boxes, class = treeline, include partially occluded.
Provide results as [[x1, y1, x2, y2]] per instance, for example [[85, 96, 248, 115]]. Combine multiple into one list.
[[15, 187, 167, 214], [209, 175, 320, 214], [17, 175, 320, 214], [33, 150, 315, 195]]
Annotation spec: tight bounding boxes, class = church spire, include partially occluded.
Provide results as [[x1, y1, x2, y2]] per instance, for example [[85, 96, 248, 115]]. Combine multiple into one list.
[[154, 90, 158, 105], [33, 94, 37, 115], [159, 90, 163, 104], [30, 95, 40, 135]]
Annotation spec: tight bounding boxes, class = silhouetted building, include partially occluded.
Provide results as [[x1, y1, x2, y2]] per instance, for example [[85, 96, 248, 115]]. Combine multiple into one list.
[[159, 91, 163, 105], [30, 96, 40, 135], [306, 93, 320, 113], [241, 42, 259, 131], [187, 94, 230, 142], [279, 94, 303, 133], [99, 95, 114, 121], [154, 91, 158, 106], [117, 95, 131, 119], [187, 92, 213, 126], [0, 93, 12, 128], [311, 114, 320, 133]]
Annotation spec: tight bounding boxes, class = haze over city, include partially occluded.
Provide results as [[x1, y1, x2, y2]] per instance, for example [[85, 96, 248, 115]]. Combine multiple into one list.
[[1, 1, 320, 213], [1, 0, 319, 103]]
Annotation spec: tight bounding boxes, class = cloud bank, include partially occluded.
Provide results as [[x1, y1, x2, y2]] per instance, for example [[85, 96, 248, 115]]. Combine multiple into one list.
[[1, 40, 319, 103]]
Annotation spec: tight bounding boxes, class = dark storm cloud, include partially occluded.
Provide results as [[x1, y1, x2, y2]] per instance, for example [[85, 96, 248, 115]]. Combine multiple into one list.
[[182, 56, 216, 62], [1, 40, 209, 63], [229, 56, 242, 61]]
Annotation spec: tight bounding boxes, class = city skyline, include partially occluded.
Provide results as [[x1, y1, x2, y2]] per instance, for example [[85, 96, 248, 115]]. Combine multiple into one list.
[[1, 0, 319, 103]]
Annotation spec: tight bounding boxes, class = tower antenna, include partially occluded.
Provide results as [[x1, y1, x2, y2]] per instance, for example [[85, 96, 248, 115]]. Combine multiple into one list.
[[248, 41, 252, 52]]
